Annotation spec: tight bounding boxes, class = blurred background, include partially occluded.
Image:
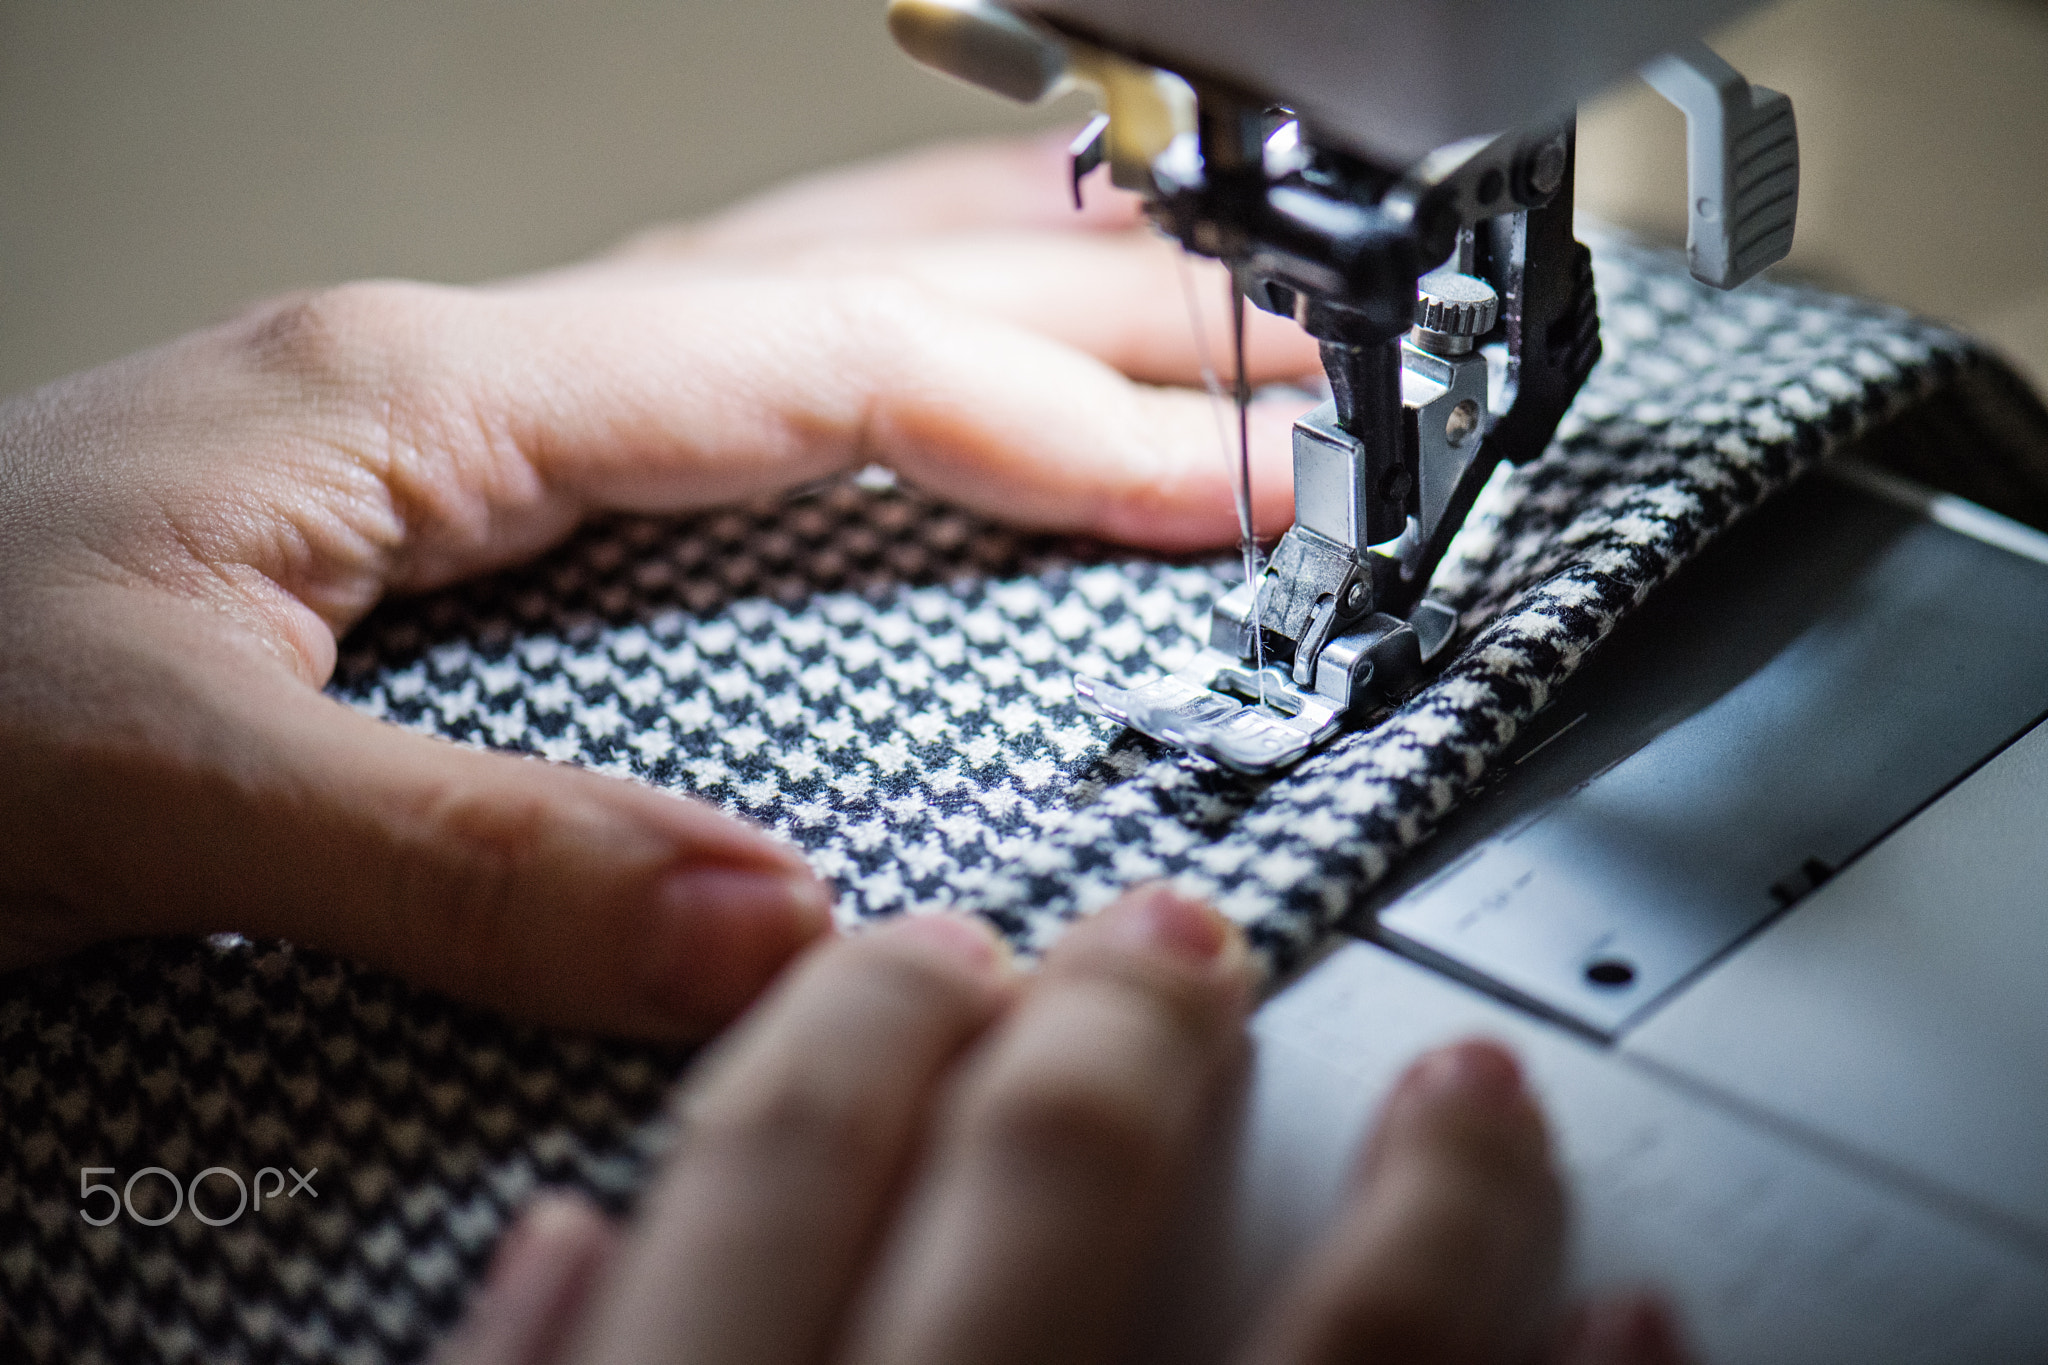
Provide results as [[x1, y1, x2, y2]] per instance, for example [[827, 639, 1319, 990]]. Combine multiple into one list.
[[2, 0, 2044, 403]]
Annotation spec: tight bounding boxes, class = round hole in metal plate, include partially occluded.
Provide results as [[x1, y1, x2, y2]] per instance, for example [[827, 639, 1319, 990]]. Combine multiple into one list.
[[1585, 957, 1637, 989]]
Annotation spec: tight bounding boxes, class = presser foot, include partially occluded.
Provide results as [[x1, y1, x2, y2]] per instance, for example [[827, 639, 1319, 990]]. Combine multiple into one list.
[[1075, 590, 1460, 776]]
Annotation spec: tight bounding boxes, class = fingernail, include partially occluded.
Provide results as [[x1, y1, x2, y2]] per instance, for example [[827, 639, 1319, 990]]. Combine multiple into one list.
[[458, 1194, 612, 1365], [1108, 884, 1239, 966], [482, 1205, 541, 1291], [663, 865, 834, 935], [889, 913, 1011, 975], [643, 865, 836, 1024], [485, 1193, 581, 1290], [1409, 1038, 1527, 1106]]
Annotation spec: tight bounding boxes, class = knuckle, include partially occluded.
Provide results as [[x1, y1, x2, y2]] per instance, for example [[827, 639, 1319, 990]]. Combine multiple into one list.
[[1403, 1102, 1558, 1205], [1466, 1129, 1560, 1206], [1049, 943, 1243, 1051], [389, 781, 547, 992], [681, 940, 1000, 1170], [685, 1052, 897, 1176], [967, 1062, 1170, 1193], [239, 280, 452, 389], [679, 1031, 905, 1178], [825, 273, 939, 355], [233, 279, 512, 563], [848, 929, 1003, 1019]]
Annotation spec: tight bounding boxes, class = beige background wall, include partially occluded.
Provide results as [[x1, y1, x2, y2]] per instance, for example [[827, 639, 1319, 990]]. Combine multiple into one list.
[[3, 0, 2045, 403]]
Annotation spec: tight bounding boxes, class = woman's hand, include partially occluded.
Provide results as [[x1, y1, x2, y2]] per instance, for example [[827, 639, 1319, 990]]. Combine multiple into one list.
[[441, 889, 1692, 1365], [0, 134, 1317, 1037]]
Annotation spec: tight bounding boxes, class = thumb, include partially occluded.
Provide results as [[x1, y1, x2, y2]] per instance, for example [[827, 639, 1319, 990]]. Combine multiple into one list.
[[5, 586, 833, 1040]]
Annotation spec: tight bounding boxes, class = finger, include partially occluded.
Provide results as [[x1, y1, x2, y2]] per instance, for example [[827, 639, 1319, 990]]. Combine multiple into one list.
[[1552, 1293, 1695, 1365], [840, 885, 1256, 1365], [859, 229, 1324, 388], [1238, 1040, 1566, 1365], [4, 586, 832, 1039], [207, 276, 1302, 613], [607, 131, 1144, 262], [566, 913, 1017, 1365], [438, 1193, 619, 1365], [832, 299, 1305, 551], [570, 228, 1323, 391]]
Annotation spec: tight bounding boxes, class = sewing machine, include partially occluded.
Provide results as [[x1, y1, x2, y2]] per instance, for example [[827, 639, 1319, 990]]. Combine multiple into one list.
[[889, 0, 1797, 772], [888, 4, 2048, 1360]]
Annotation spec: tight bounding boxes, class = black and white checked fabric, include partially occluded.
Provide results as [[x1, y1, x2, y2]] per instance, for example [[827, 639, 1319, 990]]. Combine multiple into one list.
[[5, 234, 2046, 1364], [325, 233, 2032, 963]]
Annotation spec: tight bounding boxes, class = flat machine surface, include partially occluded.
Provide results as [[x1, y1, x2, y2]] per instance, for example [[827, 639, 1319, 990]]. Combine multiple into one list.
[[1371, 465, 2048, 1035], [1135, 465, 2048, 1365], [1627, 696, 2048, 1253]]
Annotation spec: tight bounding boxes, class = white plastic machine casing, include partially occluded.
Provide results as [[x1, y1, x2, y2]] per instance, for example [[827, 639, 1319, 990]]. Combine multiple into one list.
[[1018, 0, 1766, 162]]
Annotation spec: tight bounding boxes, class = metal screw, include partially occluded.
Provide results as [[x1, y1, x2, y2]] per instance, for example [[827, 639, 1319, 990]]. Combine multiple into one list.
[[1411, 270, 1499, 357], [1523, 136, 1568, 199]]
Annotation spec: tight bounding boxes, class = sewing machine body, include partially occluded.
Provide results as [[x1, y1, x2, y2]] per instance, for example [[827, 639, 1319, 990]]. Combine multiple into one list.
[[1134, 465, 2048, 1362], [1016, 0, 1762, 165], [890, 0, 1798, 772]]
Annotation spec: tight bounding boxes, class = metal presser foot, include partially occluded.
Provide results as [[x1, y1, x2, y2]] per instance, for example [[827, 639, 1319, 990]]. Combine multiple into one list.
[[1052, 69, 1613, 777], [1074, 587, 1460, 775], [1077, 271, 1498, 776], [1062, 77, 1625, 776]]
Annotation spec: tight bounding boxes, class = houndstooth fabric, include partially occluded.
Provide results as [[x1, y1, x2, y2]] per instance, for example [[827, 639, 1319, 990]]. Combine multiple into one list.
[[4, 233, 2046, 1364], [327, 234, 2021, 962]]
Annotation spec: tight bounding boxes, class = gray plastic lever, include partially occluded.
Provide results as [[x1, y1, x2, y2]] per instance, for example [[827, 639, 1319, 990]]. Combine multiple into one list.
[[886, 0, 1069, 104], [1641, 42, 1799, 290]]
